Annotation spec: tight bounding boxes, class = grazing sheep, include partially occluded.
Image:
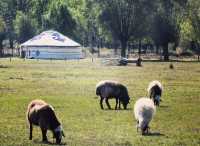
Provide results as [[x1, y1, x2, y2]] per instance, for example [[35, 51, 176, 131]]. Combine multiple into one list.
[[96, 80, 130, 110], [147, 80, 163, 106], [134, 97, 156, 135], [27, 99, 65, 144]]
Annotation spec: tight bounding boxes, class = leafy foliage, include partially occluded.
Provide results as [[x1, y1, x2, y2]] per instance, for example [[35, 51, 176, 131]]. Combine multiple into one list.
[[0, 16, 6, 56], [0, 0, 200, 58], [44, 0, 76, 37], [14, 11, 36, 43]]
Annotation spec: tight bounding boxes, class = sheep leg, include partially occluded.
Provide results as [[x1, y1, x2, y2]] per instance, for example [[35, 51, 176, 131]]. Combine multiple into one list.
[[118, 101, 121, 109], [29, 123, 33, 140], [115, 98, 118, 110], [105, 98, 111, 109], [100, 97, 104, 109], [146, 126, 150, 134], [41, 128, 48, 142], [136, 121, 139, 132]]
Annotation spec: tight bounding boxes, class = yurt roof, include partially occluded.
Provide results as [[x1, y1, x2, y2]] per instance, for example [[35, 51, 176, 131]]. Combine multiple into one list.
[[21, 30, 81, 47]]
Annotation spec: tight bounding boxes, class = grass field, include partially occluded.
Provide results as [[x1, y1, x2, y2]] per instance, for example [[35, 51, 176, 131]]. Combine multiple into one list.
[[0, 58, 200, 146]]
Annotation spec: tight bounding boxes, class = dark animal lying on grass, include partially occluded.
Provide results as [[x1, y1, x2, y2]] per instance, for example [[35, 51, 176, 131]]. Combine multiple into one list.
[[96, 80, 130, 110], [27, 99, 65, 144], [147, 80, 163, 106]]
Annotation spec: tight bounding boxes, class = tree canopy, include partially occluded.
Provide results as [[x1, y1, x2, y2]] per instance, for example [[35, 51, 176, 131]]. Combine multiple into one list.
[[0, 0, 200, 59]]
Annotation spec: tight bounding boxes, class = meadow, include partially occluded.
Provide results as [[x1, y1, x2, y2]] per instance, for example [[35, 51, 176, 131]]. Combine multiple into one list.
[[0, 58, 199, 146]]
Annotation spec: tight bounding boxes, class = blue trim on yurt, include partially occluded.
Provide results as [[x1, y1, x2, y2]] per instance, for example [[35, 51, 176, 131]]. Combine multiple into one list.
[[26, 50, 82, 59]]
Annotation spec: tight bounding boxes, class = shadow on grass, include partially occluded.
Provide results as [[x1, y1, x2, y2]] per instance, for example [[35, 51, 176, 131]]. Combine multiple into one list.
[[33, 140, 67, 146], [144, 132, 165, 137], [0, 65, 9, 68], [159, 105, 169, 108], [126, 107, 133, 110], [115, 141, 132, 146], [103, 107, 132, 111], [135, 59, 200, 63]]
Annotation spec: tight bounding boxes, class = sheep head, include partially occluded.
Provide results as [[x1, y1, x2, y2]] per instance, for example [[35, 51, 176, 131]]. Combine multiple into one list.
[[122, 98, 130, 109], [53, 125, 65, 144], [154, 95, 161, 106], [119, 85, 130, 109]]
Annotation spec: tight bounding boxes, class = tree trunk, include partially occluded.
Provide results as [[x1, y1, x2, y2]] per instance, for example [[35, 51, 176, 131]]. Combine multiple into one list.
[[163, 43, 169, 61], [138, 40, 142, 58], [156, 44, 159, 54], [121, 39, 127, 58], [9, 37, 14, 56], [97, 43, 100, 57], [0, 41, 3, 57]]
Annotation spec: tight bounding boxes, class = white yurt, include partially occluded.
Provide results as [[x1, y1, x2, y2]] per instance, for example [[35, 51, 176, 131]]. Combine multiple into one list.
[[20, 30, 82, 59]]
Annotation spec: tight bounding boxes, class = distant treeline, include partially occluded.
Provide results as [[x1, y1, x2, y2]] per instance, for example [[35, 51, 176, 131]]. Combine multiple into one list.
[[0, 0, 200, 60]]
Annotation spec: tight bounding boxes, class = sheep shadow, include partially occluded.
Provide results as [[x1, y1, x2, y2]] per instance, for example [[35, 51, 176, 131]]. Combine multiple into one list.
[[33, 140, 67, 145], [115, 141, 132, 146], [159, 105, 169, 108], [103, 107, 132, 111], [143, 132, 165, 137]]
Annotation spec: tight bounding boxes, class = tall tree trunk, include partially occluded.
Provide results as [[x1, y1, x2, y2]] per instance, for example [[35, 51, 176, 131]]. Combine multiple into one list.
[[97, 41, 100, 57], [156, 44, 159, 54], [138, 40, 142, 58], [121, 39, 127, 57], [163, 43, 169, 61], [114, 42, 117, 55], [0, 41, 3, 57], [10, 38, 14, 56]]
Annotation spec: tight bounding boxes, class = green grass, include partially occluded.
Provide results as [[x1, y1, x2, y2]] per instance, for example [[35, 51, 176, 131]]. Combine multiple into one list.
[[0, 58, 200, 146]]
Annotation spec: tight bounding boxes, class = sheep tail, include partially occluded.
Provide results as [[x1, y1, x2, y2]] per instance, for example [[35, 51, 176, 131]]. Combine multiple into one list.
[[96, 86, 101, 96]]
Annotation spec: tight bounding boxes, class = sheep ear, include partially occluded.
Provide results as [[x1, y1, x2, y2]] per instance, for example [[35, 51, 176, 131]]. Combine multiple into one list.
[[62, 131, 65, 137]]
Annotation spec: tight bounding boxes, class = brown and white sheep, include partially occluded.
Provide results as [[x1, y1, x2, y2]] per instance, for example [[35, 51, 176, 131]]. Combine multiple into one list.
[[96, 80, 130, 110], [27, 99, 65, 144]]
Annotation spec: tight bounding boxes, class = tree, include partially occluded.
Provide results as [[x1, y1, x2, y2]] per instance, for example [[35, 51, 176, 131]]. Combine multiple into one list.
[[131, 0, 156, 57], [151, 14, 179, 60], [16, 0, 31, 13], [14, 12, 36, 43], [0, 0, 17, 53], [98, 0, 156, 57], [30, 0, 51, 30], [0, 17, 6, 57], [151, 0, 180, 61], [44, 0, 76, 38], [188, 0, 200, 41], [186, 0, 200, 60], [98, 0, 138, 57]]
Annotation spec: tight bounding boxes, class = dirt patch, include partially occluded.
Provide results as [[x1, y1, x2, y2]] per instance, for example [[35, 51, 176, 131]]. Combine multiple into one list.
[[9, 77, 24, 80], [0, 87, 16, 93], [191, 128, 200, 133], [0, 65, 9, 68]]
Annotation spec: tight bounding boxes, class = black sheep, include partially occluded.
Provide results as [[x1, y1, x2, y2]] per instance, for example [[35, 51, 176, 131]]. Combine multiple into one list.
[[96, 80, 130, 110]]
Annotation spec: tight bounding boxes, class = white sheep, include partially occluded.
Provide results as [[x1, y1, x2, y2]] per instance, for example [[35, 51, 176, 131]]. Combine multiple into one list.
[[134, 97, 156, 135], [147, 80, 163, 106]]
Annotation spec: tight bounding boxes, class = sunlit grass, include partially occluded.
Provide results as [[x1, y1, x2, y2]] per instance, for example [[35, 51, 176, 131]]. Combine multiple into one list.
[[0, 58, 199, 146]]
